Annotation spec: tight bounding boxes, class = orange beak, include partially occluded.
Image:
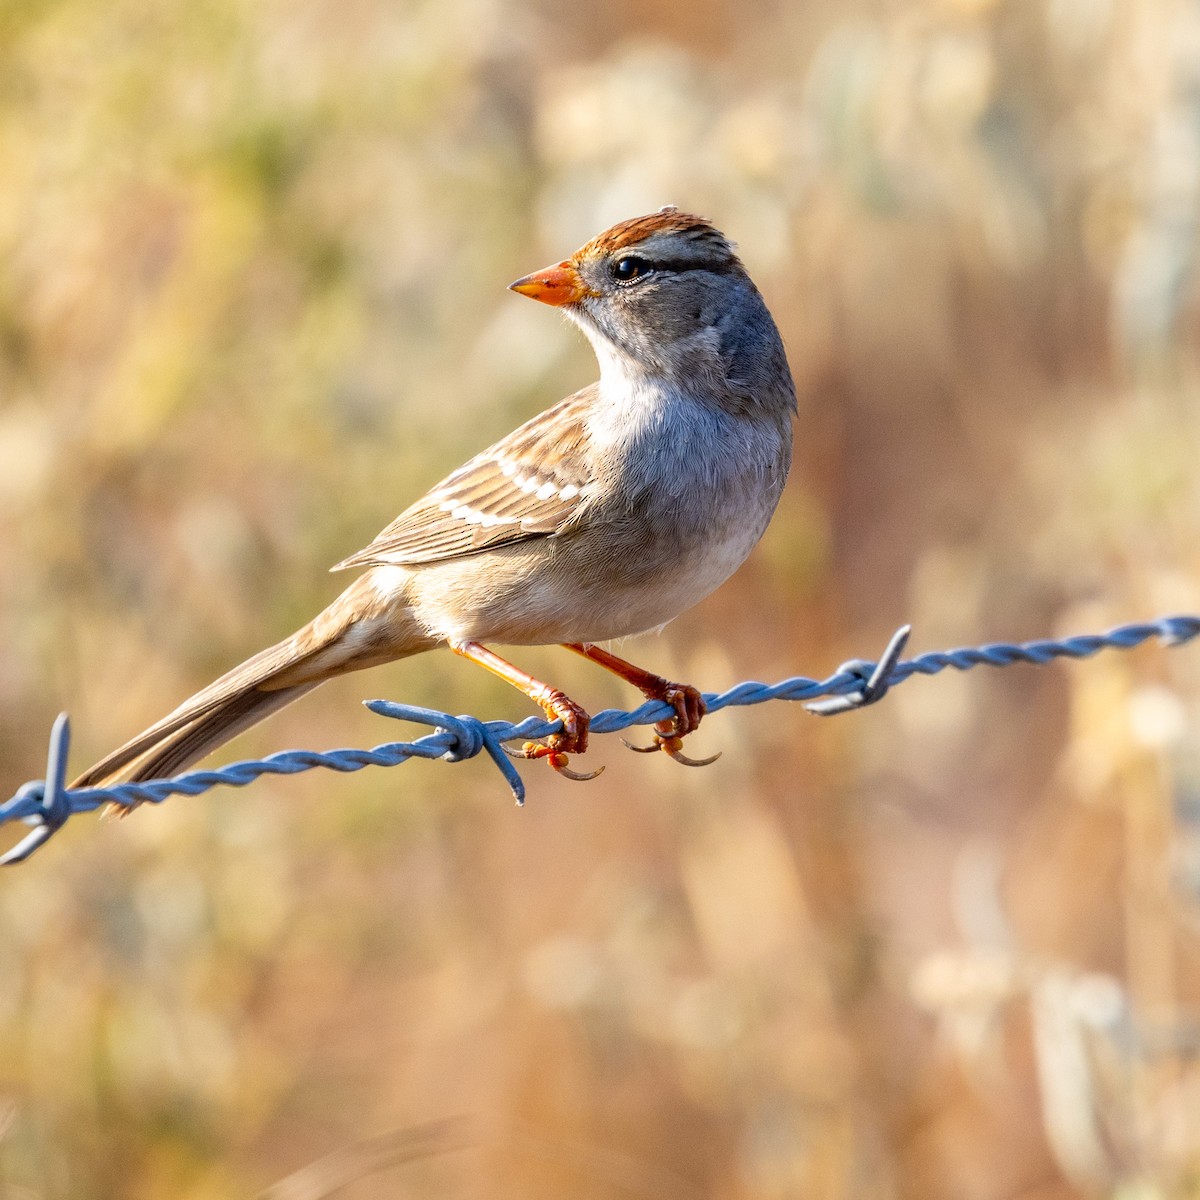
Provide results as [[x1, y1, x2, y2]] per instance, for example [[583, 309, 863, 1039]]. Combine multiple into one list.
[[508, 261, 591, 307]]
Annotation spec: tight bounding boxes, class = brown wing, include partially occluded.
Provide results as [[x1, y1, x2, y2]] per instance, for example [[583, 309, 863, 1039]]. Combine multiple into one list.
[[332, 386, 595, 571]]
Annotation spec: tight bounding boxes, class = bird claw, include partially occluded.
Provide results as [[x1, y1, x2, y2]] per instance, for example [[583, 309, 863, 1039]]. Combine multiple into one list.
[[502, 676, 718, 782], [620, 679, 718, 766], [546, 750, 604, 782], [502, 738, 603, 782], [657, 734, 721, 767], [621, 737, 661, 755], [621, 719, 720, 768], [505, 691, 604, 781]]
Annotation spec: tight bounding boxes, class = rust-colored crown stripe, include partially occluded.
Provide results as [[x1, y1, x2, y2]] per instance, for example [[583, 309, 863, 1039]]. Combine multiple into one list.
[[578, 210, 724, 257]]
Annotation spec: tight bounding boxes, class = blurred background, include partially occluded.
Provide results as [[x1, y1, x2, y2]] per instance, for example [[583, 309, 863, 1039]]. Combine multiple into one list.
[[2, 0, 1200, 1195]]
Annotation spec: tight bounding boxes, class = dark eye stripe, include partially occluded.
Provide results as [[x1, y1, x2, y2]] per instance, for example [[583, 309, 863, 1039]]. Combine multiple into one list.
[[612, 255, 737, 279], [650, 256, 737, 275]]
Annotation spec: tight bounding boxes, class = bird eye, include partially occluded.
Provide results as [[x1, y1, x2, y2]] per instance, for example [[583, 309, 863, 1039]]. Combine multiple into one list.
[[611, 256, 652, 284]]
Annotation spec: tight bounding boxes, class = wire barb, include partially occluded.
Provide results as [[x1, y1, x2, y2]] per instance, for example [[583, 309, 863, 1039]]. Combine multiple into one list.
[[362, 701, 528, 803], [2, 614, 1197, 864], [1, 712, 72, 866], [805, 625, 912, 716]]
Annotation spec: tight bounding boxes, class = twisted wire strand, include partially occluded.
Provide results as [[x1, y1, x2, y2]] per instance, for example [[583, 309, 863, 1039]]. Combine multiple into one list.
[[2, 614, 1197, 864]]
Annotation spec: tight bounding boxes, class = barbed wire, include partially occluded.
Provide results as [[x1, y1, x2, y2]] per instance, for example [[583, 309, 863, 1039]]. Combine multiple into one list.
[[2, 614, 1197, 865]]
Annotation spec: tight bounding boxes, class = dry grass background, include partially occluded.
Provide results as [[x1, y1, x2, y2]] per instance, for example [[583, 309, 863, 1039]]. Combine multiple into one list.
[[2, 0, 1200, 1196]]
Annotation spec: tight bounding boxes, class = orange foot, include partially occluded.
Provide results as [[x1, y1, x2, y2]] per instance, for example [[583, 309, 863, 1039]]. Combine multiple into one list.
[[562, 644, 720, 769], [623, 681, 721, 768], [506, 688, 604, 782]]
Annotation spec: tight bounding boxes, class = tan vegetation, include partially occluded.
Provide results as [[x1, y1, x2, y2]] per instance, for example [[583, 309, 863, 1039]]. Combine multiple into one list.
[[2, 0, 1200, 1195]]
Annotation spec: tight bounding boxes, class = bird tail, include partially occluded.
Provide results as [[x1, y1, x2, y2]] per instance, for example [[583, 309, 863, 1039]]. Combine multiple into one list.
[[71, 572, 427, 789]]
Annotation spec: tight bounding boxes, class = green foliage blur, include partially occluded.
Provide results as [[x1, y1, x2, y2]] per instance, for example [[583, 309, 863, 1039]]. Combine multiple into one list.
[[3, 0, 1200, 1196]]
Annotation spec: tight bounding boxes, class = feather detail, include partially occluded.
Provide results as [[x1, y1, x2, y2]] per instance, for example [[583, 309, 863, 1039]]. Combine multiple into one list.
[[332, 386, 596, 570]]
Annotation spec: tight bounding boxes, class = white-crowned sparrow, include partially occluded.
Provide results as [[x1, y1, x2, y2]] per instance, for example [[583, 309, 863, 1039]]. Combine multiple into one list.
[[73, 207, 796, 790]]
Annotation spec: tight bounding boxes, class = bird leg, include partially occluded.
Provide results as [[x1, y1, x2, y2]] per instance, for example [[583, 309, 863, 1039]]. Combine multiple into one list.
[[449, 641, 602, 781], [563, 643, 719, 767]]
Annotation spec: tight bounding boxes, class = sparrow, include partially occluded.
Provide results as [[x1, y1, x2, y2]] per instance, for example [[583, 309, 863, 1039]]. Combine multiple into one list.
[[72, 207, 796, 792]]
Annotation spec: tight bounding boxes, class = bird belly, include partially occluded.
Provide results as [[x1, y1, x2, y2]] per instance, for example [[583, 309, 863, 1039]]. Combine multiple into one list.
[[385, 476, 779, 647]]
